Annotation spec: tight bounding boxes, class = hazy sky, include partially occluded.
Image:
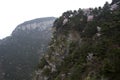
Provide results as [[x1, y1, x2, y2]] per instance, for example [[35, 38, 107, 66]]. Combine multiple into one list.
[[0, 0, 112, 39]]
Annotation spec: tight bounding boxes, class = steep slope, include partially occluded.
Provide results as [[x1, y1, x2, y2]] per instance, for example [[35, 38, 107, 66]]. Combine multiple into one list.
[[34, 1, 120, 80], [0, 17, 56, 80]]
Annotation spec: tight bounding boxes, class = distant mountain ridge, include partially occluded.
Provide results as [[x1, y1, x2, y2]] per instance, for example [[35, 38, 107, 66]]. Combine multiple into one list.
[[12, 17, 55, 36], [0, 17, 56, 80]]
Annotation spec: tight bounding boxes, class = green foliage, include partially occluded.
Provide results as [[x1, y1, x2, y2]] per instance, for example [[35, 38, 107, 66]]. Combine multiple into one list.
[[38, 58, 48, 69], [42, 68, 51, 76], [36, 1, 120, 80]]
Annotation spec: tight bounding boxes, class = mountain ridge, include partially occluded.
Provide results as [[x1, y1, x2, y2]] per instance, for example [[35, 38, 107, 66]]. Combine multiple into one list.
[[0, 17, 56, 80]]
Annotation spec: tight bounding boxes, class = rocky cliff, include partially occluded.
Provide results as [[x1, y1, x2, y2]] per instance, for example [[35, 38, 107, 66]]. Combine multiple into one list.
[[34, 1, 120, 80]]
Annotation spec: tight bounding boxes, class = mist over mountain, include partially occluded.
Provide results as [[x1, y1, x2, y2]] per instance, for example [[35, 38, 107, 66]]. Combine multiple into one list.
[[0, 17, 56, 80], [0, 0, 120, 80]]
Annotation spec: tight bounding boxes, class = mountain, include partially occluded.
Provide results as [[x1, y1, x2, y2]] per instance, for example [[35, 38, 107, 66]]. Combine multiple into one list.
[[34, 1, 120, 80], [0, 17, 56, 80]]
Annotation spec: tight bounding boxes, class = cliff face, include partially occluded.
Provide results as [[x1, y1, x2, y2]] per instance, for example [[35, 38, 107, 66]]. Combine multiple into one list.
[[34, 1, 120, 80], [0, 17, 56, 80], [12, 17, 55, 36]]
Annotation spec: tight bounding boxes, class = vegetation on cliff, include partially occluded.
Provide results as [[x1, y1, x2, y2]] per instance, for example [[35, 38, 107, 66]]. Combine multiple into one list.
[[34, 1, 120, 80]]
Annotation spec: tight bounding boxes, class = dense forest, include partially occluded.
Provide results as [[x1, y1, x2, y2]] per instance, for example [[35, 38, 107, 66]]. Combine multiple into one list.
[[34, 0, 120, 80]]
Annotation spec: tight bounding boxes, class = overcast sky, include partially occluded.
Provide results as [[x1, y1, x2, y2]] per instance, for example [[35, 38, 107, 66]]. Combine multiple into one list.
[[0, 0, 112, 39]]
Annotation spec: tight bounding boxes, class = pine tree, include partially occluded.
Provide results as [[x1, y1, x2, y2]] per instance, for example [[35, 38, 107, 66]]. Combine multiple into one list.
[[111, 0, 120, 4]]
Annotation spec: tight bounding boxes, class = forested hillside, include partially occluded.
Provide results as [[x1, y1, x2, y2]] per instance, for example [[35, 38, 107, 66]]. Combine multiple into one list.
[[34, 0, 120, 80]]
